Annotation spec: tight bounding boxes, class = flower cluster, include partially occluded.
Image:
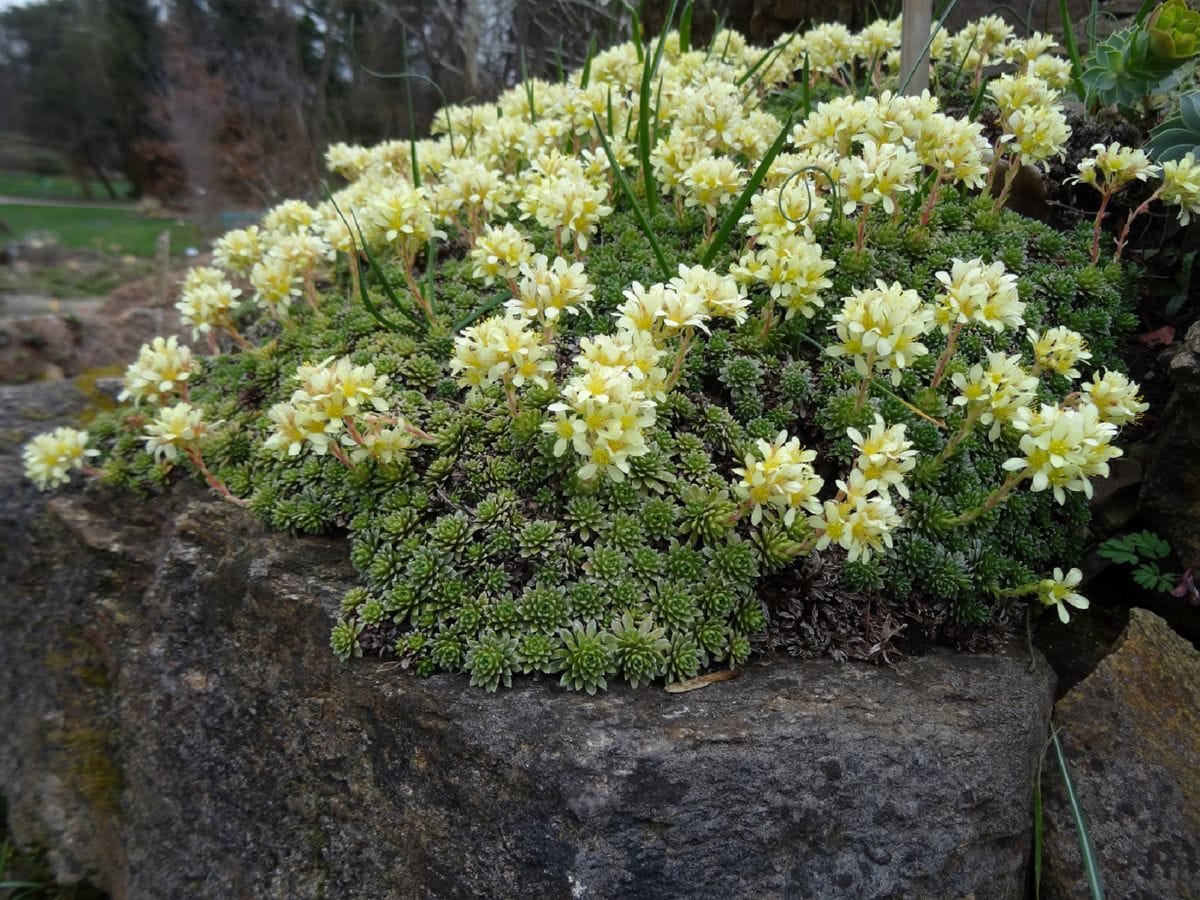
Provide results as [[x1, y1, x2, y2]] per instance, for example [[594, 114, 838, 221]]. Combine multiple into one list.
[[733, 431, 824, 525], [828, 280, 934, 386], [118, 336, 195, 406], [470, 223, 535, 285], [990, 73, 1070, 179], [1071, 142, 1160, 194], [1036, 567, 1089, 623], [22, 13, 1152, 694], [265, 357, 402, 465], [1160, 152, 1200, 224], [22, 427, 98, 490], [1004, 403, 1122, 503], [814, 473, 903, 563], [732, 233, 835, 320], [506, 254, 595, 326], [451, 314, 555, 394], [175, 272, 242, 341], [952, 352, 1041, 439], [1029, 326, 1092, 379], [848, 416, 917, 499], [143, 402, 207, 463], [933, 257, 1025, 333]]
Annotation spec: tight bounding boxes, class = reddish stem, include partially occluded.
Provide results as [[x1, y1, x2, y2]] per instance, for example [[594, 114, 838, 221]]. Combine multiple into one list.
[[185, 448, 247, 506], [930, 322, 964, 390], [1114, 188, 1163, 262], [1091, 189, 1114, 264], [919, 171, 945, 227]]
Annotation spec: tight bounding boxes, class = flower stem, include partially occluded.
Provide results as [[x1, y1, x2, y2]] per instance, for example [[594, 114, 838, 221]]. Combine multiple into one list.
[[853, 352, 876, 411], [401, 260, 436, 325], [222, 323, 254, 352], [664, 328, 696, 392], [919, 171, 945, 226], [759, 298, 775, 340], [329, 442, 356, 469], [185, 448, 247, 506], [936, 405, 982, 464], [951, 470, 1026, 525], [930, 322, 964, 390], [342, 416, 366, 446], [304, 272, 319, 310], [992, 154, 1022, 214], [1114, 187, 1162, 262]]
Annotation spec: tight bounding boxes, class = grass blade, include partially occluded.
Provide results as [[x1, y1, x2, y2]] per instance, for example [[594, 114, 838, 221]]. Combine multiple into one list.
[[637, 44, 655, 213], [637, 0, 679, 218], [592, 113, 672, 280], [1059, 0, 1087, 101], [622, 1, 643, 62], [520, 47, 537, 124], [452, 291, 509, 332], [967, 70, 990, 120], [737, 30, 797, 88], [425, 239, 437, 316], [1051, 729, 1105, 900], [348, 18, 457, 165], [679, 0, 694, 53], [356, 232, 423, 330], [400, 26, 419, 183], [324, 186, 406, 331], [801, 52, 811, 118], [353, 215, 424, 329], [653, 74, 665, 146], [1132, 0, 1157, 26], [705, 13, 724, 62], [700, 112, 794, 267], [580, 35, 597, 88]]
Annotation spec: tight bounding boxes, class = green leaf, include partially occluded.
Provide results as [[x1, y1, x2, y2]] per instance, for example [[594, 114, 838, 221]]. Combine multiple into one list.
[[1097, 537, 1139, 565], [622, 0, 643, 62], [452, 291, 509, 333], [636, 0, 678, 218], [580, 35, 597, 88], [678, 0, 694, 53], [1059, 0, 1087, 100], [1146, 105, 1200, 161], [1052, 730, 1105, 900], [1181, 91, 1200, 132], [1129, 530, 1171, 559], [700, 110, 794, 267], [1133, 562, 1176, 593], [592, 114, 672, 281]]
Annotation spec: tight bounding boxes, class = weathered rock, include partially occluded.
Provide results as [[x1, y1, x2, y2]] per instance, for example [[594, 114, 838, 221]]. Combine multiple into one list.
[[1043, 609, 1200, 899], [0, 269, 190, 383], [1, 381, 1056, 899], [1141, 321, 1200, 568]]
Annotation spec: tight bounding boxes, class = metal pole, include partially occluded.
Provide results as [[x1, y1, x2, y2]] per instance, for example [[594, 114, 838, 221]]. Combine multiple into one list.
[[900, 0, 933, 95]]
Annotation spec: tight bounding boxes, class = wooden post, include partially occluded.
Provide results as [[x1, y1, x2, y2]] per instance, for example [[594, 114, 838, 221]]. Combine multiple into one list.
[[900, 0, 933, 95]]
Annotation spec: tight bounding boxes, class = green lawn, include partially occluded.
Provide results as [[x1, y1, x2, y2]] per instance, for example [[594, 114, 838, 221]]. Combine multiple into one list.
[[0, 203, 201, 257], [0, 169, 132, 201]]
